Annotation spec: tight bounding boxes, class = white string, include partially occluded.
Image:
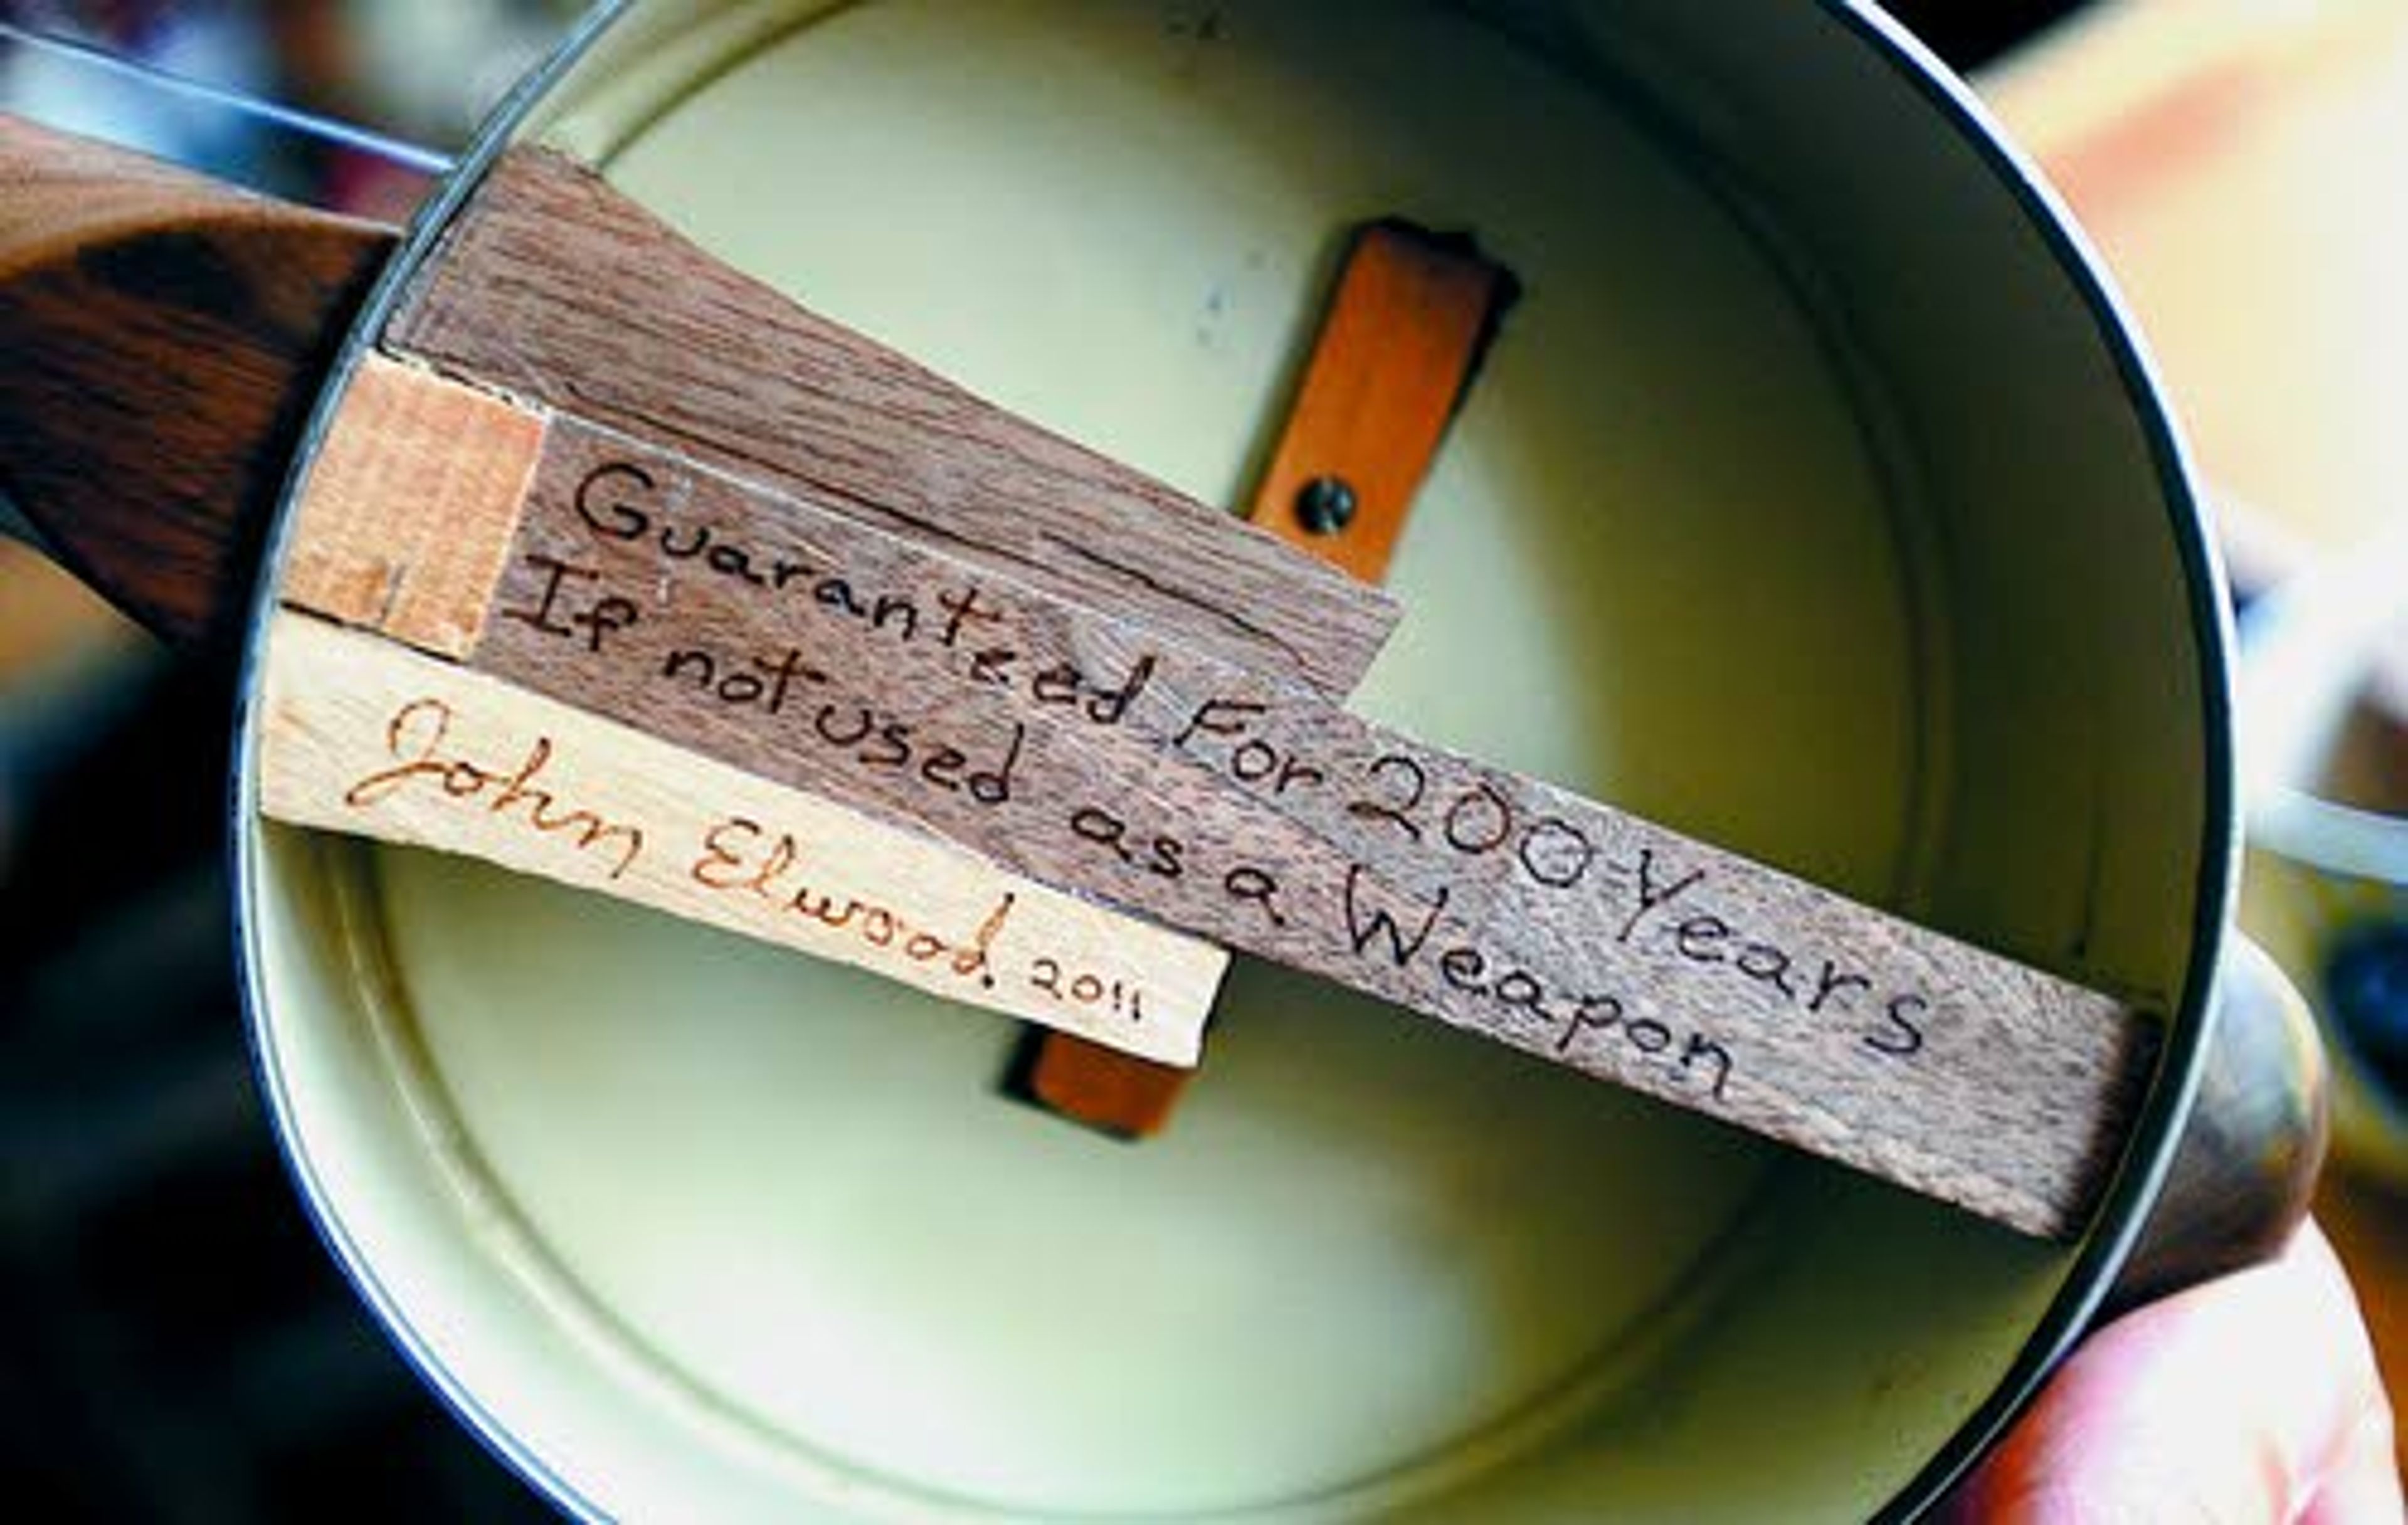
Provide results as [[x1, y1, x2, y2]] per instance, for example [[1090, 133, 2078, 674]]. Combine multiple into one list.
[[0, 20, 454, 176]]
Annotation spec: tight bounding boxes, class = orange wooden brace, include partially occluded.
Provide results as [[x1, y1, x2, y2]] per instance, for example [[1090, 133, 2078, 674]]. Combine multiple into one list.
[[1018, 220, 1517, 1136]]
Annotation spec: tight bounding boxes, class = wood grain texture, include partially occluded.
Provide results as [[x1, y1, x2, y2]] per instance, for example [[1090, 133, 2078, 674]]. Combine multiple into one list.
[[258, 610, 1223, 1063], [458, 409, 2153, 1238], [1029, 221, 1517, 1137], [385, 145, 1399, 697], [0, 112, 391, 644], [282, 355, 541, 658]]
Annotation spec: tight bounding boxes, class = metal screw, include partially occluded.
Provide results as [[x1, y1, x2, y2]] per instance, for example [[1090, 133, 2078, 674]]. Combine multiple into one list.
[[1294, 475, 1358, 535]]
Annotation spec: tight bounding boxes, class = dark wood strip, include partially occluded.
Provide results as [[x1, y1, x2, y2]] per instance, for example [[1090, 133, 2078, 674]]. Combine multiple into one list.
[[463, 413, 2152, 1240], [385, 145, 1399, 698]]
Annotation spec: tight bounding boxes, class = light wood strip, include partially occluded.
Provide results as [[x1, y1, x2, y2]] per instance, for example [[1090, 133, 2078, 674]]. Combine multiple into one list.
[[258, 609, 1225, 1064], [280, 355, 541, 658]]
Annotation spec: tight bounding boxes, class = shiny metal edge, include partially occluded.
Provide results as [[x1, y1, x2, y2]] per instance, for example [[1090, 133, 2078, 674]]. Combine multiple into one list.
[[1813, 4, 2242, 1521], [226, 4, 637, 1520]]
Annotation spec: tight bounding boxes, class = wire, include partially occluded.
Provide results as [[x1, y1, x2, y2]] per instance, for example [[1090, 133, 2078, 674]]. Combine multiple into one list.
[[0, 19, 454, 176]]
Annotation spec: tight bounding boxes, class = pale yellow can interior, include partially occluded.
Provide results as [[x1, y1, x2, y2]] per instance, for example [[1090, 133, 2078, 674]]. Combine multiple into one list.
[[242, 1, 2218, 1519]]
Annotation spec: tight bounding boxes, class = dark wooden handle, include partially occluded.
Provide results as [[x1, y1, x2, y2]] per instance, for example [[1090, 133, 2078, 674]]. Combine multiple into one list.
[[2110, 939, 2330, 1311], [0, 112, 394, 644]]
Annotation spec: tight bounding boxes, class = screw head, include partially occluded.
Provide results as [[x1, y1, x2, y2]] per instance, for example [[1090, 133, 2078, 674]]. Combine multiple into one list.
[[1294, 475, 1358, 536]]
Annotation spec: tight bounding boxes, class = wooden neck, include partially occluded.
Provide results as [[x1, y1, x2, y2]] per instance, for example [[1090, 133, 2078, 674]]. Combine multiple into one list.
[[0, 112, 393, 644]]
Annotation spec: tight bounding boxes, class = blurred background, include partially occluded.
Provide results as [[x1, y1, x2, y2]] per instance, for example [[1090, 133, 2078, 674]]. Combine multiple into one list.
[[0, 1, 2399, 1517], [0, 7, 587, 1519]]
